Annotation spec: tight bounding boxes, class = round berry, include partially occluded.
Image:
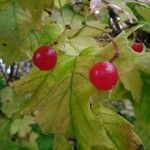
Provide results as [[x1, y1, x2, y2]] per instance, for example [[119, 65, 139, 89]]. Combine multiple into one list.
[[89, 61, 118, 90], [33, 46, 57, 71], [131, 42, 144, 53]]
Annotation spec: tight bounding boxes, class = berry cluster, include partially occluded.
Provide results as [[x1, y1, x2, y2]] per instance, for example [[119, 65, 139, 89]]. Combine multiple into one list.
[[32, 41, 144, 91]]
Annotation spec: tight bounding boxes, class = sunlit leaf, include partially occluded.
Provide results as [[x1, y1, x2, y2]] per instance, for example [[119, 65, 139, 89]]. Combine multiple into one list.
[[12, 38, 142, 149], [127, 2, 150, 22], [54, 0, 70, 8], [40, 23, 63, 45], [120, 69, 142, 102], [17, 0, 53, 23], [91, 100, 142, 150], [1, 1, 149, 149], [134, 72, 150, 150]]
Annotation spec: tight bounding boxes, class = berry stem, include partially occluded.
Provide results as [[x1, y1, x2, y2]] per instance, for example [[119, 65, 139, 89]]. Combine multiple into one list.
[[68, 21, 87, 39], [85, 24, 120, 62], [50, 25, 71, 46], [68, 26, 85, 39]]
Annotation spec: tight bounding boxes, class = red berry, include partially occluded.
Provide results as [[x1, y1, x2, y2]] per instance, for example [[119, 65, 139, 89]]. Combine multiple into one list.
[[89, 61, 118, 90], [33, 46, 57, 71], [131, 42, 144, 53]]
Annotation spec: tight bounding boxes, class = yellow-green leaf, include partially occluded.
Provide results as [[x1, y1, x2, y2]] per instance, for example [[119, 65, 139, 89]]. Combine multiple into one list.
[[12, 45, 141, 149], [17, 0, 53, 23], [0, 0, 40, 64]]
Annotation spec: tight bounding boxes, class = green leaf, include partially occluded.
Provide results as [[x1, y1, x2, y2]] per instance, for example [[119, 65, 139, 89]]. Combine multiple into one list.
[[36, 134, 54, 150], [54, 0, 70, 8], [32, 124, 54, 150], [107, 30, 150, 103], [10, 115, 35, 137], [91, 100, 141, 150], [12, 41, 141, 149], [17, 0, 53, 23], [17, 0, 71, 23], [0, 119, 12, 141], [134, 72, 150, 150], [109, 82, 132, 101], [0, 140, 31, 150], [56, 36, 100, 56], [51, 5, 84, 27], [120, 69, 142, 102], [53, 134, 71, 150], [31, 123, 71, 150], [124, 24, 144, 37], [10, 115, 38, 150], [0, 74, 6, 90], [40, 23, 63, 45], [0, 0, 40, 64], [138, 53, 150, 74], [142, 23, 150, 33], [127, 2, 150, 22], [104, 32, 150, 102], [0, 1, 149, 149], [0, 119, 31, 149], [0, 87, 20, 118]]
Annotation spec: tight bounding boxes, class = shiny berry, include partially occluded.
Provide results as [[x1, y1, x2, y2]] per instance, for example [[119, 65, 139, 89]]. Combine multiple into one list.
[[33, 46, 57, 71], [89, 61, 118, 90], [131, 42, 144, 53]]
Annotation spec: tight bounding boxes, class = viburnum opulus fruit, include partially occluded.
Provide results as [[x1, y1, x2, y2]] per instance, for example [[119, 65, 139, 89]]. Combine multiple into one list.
[[89, 61, 118, 90], [33, 46, 57, 71], [131, 42, 144, 53]]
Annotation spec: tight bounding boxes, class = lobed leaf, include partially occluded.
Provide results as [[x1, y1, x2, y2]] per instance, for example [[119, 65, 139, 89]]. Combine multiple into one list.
[[12, 34, 142, 149]]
